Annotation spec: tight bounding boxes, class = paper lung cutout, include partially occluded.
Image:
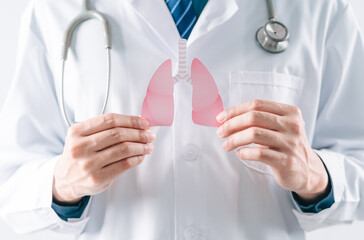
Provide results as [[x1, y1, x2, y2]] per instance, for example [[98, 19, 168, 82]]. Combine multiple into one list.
[[141, 39, 224, 127], [191, 59, 224, 127], [141, 60, 174, 126]]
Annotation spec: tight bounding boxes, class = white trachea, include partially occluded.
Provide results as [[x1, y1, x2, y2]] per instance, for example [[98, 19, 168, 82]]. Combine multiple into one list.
[[174, 39, 191, 84]]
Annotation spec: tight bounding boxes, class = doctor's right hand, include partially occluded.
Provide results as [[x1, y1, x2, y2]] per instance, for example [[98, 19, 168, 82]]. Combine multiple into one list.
[[52, 113, 155, 204]]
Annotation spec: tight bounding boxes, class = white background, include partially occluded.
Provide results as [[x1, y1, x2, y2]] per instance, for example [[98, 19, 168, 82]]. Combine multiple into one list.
[[0, 1, 363, 239]]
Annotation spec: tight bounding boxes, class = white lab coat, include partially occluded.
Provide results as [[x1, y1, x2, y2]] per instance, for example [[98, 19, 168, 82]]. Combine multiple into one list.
[[0, 0, 364, 239]]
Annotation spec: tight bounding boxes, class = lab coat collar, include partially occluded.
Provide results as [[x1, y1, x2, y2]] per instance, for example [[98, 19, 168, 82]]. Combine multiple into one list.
[[129, 0, 239, 56], [188, 0, 239, 46]]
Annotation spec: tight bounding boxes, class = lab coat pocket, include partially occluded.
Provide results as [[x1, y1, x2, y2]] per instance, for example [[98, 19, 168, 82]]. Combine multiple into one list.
[[228, 71, 305, 175]]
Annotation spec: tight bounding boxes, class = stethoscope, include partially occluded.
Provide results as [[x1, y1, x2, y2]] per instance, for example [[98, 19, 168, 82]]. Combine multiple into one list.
[[256, 0, 289, 53], [59, 0, 289, 127]]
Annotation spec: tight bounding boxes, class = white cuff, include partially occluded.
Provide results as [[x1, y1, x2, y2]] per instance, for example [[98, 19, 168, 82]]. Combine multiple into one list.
[[291, 149, 345, 231], [0, 156, 90, 235]]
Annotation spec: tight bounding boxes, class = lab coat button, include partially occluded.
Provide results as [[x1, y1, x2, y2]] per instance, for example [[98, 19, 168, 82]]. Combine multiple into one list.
[[183, 144, 199, 161], [184, 225, 200, 240]]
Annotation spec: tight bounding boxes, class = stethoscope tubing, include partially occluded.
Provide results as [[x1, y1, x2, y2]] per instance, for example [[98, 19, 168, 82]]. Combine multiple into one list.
[[60, 48, 111, 127], [266, 0, 276, 20], [60, 0, 111, 127]]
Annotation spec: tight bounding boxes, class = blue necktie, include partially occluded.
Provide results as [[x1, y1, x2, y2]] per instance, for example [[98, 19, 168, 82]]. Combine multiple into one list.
[[165, 0, 198, 39]]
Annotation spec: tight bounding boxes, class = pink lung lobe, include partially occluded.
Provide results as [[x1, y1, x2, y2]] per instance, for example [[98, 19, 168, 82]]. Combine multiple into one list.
[[191, 58, 224, 127], [141, 60, 174, 127]]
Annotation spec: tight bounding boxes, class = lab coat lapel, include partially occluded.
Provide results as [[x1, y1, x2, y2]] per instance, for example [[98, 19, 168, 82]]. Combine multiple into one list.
[[188, 0, 239, 46], [129, 0, 239, 54], [129, 0, 180, 56]]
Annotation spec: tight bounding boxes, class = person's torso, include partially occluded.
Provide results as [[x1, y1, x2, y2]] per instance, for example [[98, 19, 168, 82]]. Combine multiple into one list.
[[30, 0, 344, 239]]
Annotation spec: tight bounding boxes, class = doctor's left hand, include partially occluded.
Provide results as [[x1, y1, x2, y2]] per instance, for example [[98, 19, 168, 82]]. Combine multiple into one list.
[[216, 99, 329, 202]]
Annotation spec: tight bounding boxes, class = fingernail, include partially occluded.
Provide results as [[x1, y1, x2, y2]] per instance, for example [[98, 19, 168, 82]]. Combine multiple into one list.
[[147, 131, 156, 141], [147, 143, 154, 153], [216, 112, 226, 123], [222, 141, 228, 150], [216, 127, 223, 137], [139, 118, 149, 129], [137, 155, 145, 163], [128, 157, 139, 166]]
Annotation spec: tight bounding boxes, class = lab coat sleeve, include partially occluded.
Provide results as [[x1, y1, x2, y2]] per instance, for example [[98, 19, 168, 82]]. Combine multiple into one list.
[[0, 3, 90, 235], [292, 4, 364, 231]]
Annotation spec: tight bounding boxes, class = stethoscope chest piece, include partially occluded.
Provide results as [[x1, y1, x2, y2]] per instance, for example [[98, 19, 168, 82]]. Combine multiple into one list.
[[256, 20, 289, 53]]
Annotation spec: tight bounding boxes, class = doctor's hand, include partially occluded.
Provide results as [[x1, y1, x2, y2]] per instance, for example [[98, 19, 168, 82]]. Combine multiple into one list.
[[216, 99, 329, 202], [53, 113, 155, 204]]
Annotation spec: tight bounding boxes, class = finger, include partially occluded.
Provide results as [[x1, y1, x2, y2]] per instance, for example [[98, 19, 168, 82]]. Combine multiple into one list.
[[97, 142, 154, 167], [217, 99, 297, 123], [236, 147, 284, 168], [102, 155, 145, 181], [87, 128, 156, 152], [70, 113, 150, 137], [217, 111, 283, 138], [222, 127, 284, 152]]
